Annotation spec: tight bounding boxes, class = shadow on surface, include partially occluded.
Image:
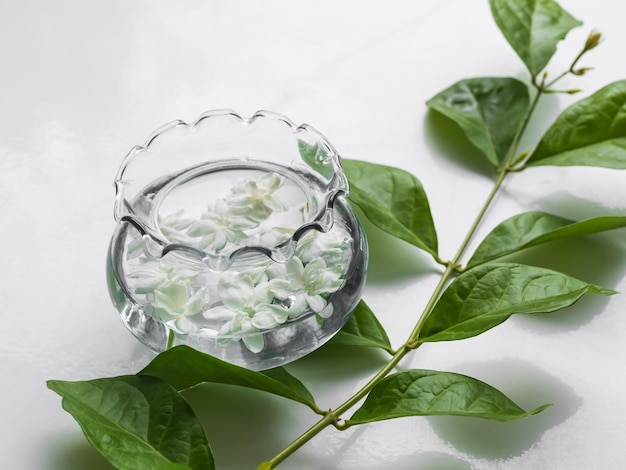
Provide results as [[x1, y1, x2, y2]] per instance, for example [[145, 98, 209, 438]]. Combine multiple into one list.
[[183, 383, 305, 469], [428, 358, 582, 460], [290, 341, 389, 384], [422, 110, 495, 177], [47, 433, 115, 470], [503, 235, 626, 334], [360, 212, 440, 285], [507, 167, 626, 221], [409, 452, 474, 470]]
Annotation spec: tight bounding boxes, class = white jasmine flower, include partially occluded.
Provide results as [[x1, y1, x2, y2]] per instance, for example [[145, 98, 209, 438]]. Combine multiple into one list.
[[230, 254, 274, 284], [296, 226, 352, 265], [126, 252, 206, 294], [227, 173, 286, 220], [187, 199, 258, 252], [269, 257, 344, 318], [265, 259, 288, 280], [217, 312, 264, 353], [126, 261, 169, 294], [203, 275, 289, 352], [255, 225, 298, 247], [151, 280, 207, 334], [158, 210, 197, 245]]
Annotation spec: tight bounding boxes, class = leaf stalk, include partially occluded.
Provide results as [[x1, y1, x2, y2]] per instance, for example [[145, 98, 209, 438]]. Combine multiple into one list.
[[165, 329, 175, 350]]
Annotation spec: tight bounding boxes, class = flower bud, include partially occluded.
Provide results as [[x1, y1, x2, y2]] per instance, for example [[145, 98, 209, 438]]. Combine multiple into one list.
[[584, 30, 602, 51]]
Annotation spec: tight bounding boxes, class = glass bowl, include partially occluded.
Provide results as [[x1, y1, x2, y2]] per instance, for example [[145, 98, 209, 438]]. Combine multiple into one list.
[[107, 110, 368, 370]]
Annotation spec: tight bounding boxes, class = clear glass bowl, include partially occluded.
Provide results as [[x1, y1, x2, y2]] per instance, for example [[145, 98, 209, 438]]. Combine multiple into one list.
[[107, 110, 368, 370]]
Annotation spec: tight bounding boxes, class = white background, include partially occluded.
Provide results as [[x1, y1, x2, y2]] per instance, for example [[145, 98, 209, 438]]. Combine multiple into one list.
[[2, 1, 625, 469]]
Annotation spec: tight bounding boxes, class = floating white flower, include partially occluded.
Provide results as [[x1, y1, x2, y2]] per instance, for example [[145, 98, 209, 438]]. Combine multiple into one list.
[[187, 199, 258, 252], [126, 252, 206, 294], [203, 275, 289, 352], [150, 280, 207, 334], [255, 225, 299, 248], [227, 173, 286, 220], [296, 225, 352, 265], [125, 212, 196, 259], [230, 254, 274, 284], [269, 256, 344, 318], [158, 210, 197, 246]]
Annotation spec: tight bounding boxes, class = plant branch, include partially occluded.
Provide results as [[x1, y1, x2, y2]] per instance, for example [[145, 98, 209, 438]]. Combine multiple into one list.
[[262, 50, 587, 470], [535, 32, 600, 93], [264, 342, 412, 468], [263, 169, 510, 469]]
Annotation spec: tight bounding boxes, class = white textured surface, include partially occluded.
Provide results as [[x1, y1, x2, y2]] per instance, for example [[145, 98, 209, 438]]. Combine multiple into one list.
[[2, 1, 625, 469]]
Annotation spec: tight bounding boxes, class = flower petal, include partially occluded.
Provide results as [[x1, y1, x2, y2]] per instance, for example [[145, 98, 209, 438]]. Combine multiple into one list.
[[251, 310, 279, 329], [253, 282, 274, 305], [268, 279, 298, 298], [317, 302, 334, 319], [306, 294, 327, 313], [174, 315, 198, 334], [203, 305, 237, 322], [153, 283, 188, 312], [184, 288, 207, 316], [287, 294, 308, 318], [218, 276, 253, 309], [243, 333, 264, 353]]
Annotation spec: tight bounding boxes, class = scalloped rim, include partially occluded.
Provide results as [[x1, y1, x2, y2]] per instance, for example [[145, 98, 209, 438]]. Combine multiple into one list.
[[114, 109, 349, 270]]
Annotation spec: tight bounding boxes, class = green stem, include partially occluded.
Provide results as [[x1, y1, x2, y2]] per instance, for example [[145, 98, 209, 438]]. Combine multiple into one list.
[[165, 329, 175, 350], [408, 262, 459, 343], [505, 79, 543, 169], [264, 413, 338, 469], [409, 170, 506, 342], [543, 42, 590, 90], [265, 170, 509, 470], [266, 344, 411, 468]]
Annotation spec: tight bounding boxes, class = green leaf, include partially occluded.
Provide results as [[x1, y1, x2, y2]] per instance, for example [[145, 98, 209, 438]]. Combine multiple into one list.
[[47, 375, 213, 470], [489, 0, 582, 77], [330, 300, 393, 353], [347, 369, 549, 425], [342, 159, 438, 257], [426, 77, 530, 167], [298, 140, 335, 179], [526, 80, 626, 168], [468, 211, 626, 267], [139, 345, 318, 412], [419, 263, 614, 343]]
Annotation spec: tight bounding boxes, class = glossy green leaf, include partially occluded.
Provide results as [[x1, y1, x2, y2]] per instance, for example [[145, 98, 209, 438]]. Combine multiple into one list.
[[426, 77, 530, 167], [48, 375, 213, 470], [526, 80, 626, 168], [139, 345, 318, 411], [347, 369, 549, 425], [468, 211, 626, 267], [419, 263, 614, 342], [342, 159, 438, 257], [489, 0, 581, 77], [330, 300, 393, 353]]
